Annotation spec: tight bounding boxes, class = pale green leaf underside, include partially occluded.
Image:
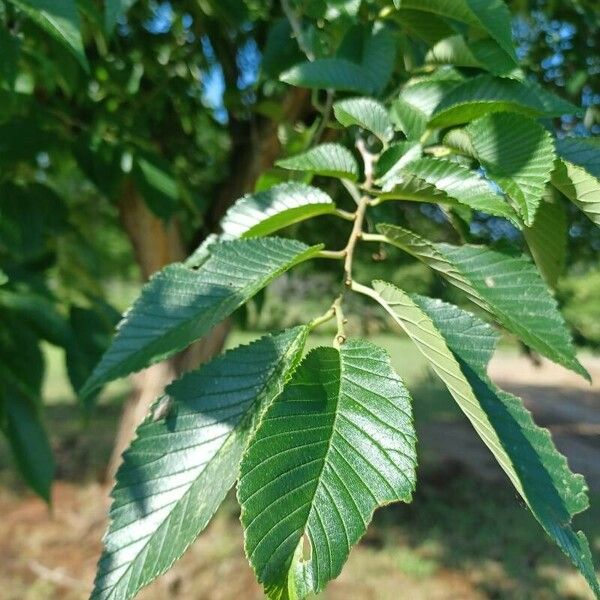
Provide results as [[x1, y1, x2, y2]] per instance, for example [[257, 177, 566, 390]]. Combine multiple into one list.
[[409, 295, 599, 598], [379, 157, 519, 224], [468, 113, 556, 226], [552, 160, 600, 227], [333, 97, 393, 143], [82, 238, 322, 396], [221, 182, 336, 238], [7, 0, 88, 69], [186, 183, 335, 268], [281, 59, 374, 94], [376, 224, 587, 379], [277, 144, 359, 181], [239, 340, 416, 599], [91, 327, 309, 600], [523, 198, 567, 287], [429, 75, 578, 127], [394, 0, 516, 62]]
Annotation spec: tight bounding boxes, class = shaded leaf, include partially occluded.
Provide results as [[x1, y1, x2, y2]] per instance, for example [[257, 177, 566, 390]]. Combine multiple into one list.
[[468, 113, 556, 225], [132, 154, 179, 220], [7, 0, 87, 69], [92, 327, 308, 600], [394, 0, 517, 63], [239, 340, 416, 599], [552, 159, 600, 227], [0, 375, 54, 502], [523, 196, 567, 287], [82, 238, 322, 397], [281, 59, 374, 94]]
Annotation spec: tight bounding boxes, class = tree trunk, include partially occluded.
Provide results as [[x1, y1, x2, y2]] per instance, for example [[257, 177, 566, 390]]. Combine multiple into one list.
[[106, 88, 311, 482]]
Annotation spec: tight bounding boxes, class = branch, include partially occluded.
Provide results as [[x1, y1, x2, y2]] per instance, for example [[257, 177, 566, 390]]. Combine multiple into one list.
[[281, 0, 315, 61]]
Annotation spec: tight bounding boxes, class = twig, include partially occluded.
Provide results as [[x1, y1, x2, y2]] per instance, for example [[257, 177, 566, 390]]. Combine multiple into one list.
[[29, 560, 87, 590]]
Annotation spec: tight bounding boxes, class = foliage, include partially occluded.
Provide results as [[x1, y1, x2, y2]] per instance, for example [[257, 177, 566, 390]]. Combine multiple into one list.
[[0, 0, 599, 598]]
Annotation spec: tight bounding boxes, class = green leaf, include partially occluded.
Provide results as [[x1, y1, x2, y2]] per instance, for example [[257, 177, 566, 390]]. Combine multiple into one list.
[[378, 157, 519, 223], [0, 376, 54, 502], [7, 0, 88, 70], [552, 159, 600, 227], [359, 26, 396, 95], [376, 224, 587, 379], [425, 35, 514, 76], [92, 327, 308, 600], [392, 79, 460, 140], [395, 8, 454, 45], [375, 142, 422, 189], [239, 340, 416, 599], [429, 75, 579, 128], [281, 26, 396, 95], [65, 303, 120, 407], [0, 30, 21, 89], [333, 97, 393, 143], [132, 154, 179, 220], [468, 113, 556, 225], [220, 182, 336, 239], [277, 144, 359, 181], [442, 128, 476, 157], [0, 290, 70, 347], [409, 294, 600, 598], [82, 238, 322, 397], [555, 136, 600, 178], [523, 196, 567, 287], [394, 0, 517, 63], [281, 59, 374, 94]]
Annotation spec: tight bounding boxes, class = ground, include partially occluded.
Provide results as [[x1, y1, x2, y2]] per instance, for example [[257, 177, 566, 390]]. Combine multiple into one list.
[[0, 333, 598, 600]]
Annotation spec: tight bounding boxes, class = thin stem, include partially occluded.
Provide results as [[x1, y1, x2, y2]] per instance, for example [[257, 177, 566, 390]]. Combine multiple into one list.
[[334, 208, 356, 221], [350, 280, 380, 301], [308, 306, 336, 331], [361, 232, 388, 243], [318, 249, 346, 260], [343, 195, 369, 287], [332, 296, 347, 348]]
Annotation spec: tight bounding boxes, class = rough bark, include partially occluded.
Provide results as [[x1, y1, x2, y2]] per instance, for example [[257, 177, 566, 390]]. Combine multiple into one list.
[[105, 88, 311, 482]]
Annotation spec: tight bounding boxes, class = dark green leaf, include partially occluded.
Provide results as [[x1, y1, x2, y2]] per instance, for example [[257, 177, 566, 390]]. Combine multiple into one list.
[[376, 224, 587, 379], [523, 196, 567, 287], [82, 238, 322, 396], [92, 328, 308, 600], [239, 340, 416, 599], [132, 154, 179, 220], [0, 377, 54, 502], [281, 59, 374, 94], [429, 76, 579, 127], [552, 159, 600, 227], [7, 0, 88, 69], [411, 294, 600, 598], [468, 113, 556, 225]]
